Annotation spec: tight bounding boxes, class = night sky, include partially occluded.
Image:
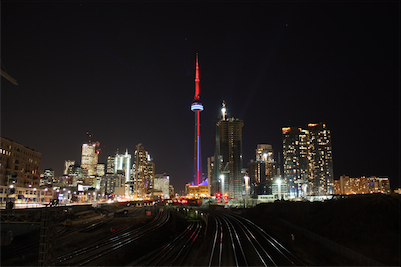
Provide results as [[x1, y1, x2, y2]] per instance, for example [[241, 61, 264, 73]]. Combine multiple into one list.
[[1, 2, 399, 193]]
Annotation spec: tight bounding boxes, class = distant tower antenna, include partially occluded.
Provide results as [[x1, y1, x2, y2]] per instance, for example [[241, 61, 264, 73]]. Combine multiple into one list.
[[86, 132, 92, 144]]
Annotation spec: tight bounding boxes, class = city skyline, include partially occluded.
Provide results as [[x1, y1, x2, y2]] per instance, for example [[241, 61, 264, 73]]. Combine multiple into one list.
[[1, 2, 399, 192]]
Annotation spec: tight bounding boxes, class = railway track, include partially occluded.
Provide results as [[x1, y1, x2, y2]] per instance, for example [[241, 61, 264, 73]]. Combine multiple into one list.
[[206, 210, 306, 267], [3, 206, 307, 267], [55, 208, 169, 266], [129, 220, 203, 266]]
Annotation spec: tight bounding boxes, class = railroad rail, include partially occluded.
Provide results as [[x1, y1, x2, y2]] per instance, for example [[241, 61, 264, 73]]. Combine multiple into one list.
[[55, 208, 169, 266]]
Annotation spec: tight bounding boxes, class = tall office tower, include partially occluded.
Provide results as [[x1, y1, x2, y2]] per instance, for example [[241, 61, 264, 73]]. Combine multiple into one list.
[[282, 123, 333, 197], [81, 142, 99, 176], [101, 174, 116, 195], [114, 150, 131, 182], [65, 164, 85, 186], [96, 164, 105, 177], [248, 160, 266, 184], [207, 156, 219, 196], [191, 54, 204, 185], [247, 160, 266, 196], [256, 144, 276, 181], [211, 118, 221, 197], [308, 123, 333, 195], [147, 161, 155, 197], [154, 174, 170, 199], [63, 160, 75, 175], [282, 127, 310, 197], [106, 155, 115, 174], [248, 145, 277, 196], [214, 102, 244, 199], [133, 144, 154, 200]]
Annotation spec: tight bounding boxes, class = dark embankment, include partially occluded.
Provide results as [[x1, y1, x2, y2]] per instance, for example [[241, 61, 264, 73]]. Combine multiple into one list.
[[244, 194, 400, 266]]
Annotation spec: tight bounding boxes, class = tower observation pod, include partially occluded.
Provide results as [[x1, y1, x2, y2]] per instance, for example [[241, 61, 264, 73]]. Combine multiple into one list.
[[191, 54, 203, 185]]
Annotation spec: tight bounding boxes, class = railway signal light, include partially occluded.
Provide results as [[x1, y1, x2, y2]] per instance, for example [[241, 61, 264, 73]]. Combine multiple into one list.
[[216, 192, 221, 203]]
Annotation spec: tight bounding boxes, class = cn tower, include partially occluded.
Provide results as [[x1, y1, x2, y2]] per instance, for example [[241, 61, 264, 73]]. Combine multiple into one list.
[[191, 53, 203, 185]]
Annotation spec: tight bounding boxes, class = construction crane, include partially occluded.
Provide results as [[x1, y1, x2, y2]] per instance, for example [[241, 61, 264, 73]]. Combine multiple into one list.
[[1, 61, 18, 85]]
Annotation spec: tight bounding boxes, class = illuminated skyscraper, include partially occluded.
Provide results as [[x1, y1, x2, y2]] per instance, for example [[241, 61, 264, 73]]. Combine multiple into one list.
[[255, 144, 276, 181], [63, 160, 75, 175], [133, 144, 154, 200], [208, 155, 222, 196], [114, 150, 131, 182], [282, 127, 310, 197], [248, 144, 277, 196], [81, 142, 99, 176], [106, 155, 115, 174], [96, 164, 105, 177], [282, 123, 333, 196], [154, 174, 170, 199], [147, 161, 155, 197], [213, 102, 244, 199], [191, 54, 204, 185], [308, 123, 333, 195]]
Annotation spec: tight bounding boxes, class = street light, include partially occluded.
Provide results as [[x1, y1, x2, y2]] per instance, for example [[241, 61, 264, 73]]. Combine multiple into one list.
[[277, 178, 282, 200], [244, 174, 250, 208], [220, 174, 225, 196]]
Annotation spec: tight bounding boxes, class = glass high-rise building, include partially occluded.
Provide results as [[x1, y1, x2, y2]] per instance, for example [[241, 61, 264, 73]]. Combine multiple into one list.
[[282, 123, 333, 197], [63, 160, 75, 175], [213, 102, 244, 199], [96, 164, 105, 177], [282, 127, 310, 197], [81, 143, 98, 176], [133, 144, 154, 200], [308, 123, 333, 195], [106, 155, 115, 174], [255, 144, 276, 181], [248, 144, 277, 196], [208, 155, 222, 196], [114, 150, 131, 182], [154, 174, 170, 199]]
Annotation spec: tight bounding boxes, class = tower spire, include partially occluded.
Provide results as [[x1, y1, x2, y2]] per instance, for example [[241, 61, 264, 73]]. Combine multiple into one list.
[[194, 53, 200, 100]]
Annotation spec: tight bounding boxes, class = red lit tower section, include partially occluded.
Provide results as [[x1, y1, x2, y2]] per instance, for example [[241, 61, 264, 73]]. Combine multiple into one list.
[[191, 54, 204, 185]]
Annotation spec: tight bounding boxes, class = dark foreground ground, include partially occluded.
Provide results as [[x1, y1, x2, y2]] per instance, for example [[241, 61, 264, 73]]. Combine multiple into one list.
[[1, 195, 399, 266], [243, 193, 400, 266], [1, 205, 189, 266]]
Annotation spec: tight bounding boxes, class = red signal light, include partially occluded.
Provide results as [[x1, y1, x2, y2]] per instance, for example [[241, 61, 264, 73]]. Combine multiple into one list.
[[216, 193, 221, 198]]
